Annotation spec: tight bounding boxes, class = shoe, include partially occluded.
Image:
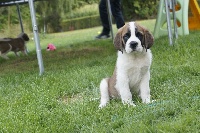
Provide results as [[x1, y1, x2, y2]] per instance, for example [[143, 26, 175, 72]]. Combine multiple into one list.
[[95, 33, 110, 39]]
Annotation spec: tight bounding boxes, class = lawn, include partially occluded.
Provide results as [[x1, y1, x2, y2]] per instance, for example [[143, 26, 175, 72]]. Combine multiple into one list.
[[0, 19, 199, 132]]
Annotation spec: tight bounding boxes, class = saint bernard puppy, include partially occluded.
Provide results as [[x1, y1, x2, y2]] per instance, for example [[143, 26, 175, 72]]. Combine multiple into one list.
[[99, 22, 154, 108]]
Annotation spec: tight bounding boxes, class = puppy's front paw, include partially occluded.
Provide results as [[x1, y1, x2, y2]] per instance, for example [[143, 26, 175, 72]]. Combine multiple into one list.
[[122, 100, 136, 107], [99, 103, 107, 108], [129, 102, 136, 107], [99, 100, 109, 108], [142, 97, 150, 104]]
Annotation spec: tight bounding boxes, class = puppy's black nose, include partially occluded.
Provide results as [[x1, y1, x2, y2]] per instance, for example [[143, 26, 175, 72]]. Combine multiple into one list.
[[130, 41, 138, 49]]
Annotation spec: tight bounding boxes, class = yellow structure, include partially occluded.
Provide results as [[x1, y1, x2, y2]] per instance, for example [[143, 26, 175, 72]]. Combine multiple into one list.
[[189, 0, 200, 30]]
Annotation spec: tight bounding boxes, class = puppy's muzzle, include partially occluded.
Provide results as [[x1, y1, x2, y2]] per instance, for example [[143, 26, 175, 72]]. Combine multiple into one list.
[[130, 41, 138, 50]]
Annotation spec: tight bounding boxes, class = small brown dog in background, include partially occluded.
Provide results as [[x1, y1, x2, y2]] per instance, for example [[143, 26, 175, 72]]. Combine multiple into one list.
[[0, 33, 29, 59]]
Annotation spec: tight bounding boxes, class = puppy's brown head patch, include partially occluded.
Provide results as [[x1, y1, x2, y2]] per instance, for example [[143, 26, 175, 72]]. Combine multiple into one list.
[[113, 24, 129, 53], [135, 23, 154, 51]]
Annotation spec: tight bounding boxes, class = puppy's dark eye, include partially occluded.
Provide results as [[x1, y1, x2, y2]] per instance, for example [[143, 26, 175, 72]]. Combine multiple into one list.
[[123, 32, 131, 43], [136, 31, 143, 41]]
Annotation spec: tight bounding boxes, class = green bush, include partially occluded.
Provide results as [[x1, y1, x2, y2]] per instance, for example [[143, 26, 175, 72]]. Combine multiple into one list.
[[122, 0, 159, 20], [65, 3, 99, 19], [61, 15, 101, 31]]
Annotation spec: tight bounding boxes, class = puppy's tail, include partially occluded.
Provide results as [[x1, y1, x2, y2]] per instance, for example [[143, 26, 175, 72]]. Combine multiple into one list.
[[99, 78, 110, 108]]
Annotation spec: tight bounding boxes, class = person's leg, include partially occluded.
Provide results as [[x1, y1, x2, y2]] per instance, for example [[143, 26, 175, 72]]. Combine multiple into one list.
[[110, 0, 125, 29], [99, 0, 110, 35]]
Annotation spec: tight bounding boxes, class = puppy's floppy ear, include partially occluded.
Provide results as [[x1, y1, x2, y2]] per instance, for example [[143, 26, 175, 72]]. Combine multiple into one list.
[[135, 23, 154, 50], [114, 27, 124, 53], [144, 30, 154, 49]]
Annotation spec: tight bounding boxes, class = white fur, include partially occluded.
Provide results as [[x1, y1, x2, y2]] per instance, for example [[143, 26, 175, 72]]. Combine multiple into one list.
[[99, 78, 110, 108], [116, 50, 152, 105], [99, 22, 152, 108]]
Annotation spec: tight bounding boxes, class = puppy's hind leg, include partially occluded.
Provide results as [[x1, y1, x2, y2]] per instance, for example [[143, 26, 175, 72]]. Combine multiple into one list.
[[0, 44, 11, 59], [99, 78, 110, 108], [0, 52, 9, 60]]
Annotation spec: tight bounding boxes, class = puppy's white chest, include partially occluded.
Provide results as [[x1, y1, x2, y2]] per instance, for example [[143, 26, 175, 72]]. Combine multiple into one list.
[[116, 51, 151, 88], [128, 65, 149, 87]]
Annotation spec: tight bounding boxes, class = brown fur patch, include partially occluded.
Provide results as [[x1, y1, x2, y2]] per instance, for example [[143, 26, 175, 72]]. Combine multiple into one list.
[[135, 23, 154, 50], [114, 24, 129, 52]]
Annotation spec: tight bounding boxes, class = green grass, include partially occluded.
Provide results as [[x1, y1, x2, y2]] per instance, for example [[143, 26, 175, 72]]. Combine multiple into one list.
[[0, 19, 199, 132]]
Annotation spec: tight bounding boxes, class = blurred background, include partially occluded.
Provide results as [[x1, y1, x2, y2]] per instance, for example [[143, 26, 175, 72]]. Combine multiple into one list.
[[0, 0, 160, 36]]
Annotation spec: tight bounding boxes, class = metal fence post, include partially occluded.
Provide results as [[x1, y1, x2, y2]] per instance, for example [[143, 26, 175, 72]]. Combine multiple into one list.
[[28, 0, 44, 75]]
